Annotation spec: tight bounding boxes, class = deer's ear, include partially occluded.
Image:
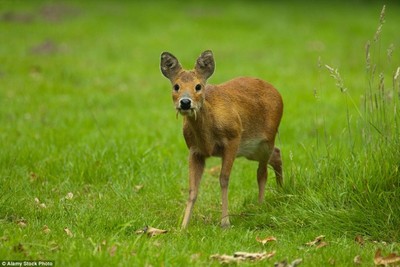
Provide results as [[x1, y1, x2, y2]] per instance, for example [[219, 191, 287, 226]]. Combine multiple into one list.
[[160, 52, 182, 80], [195, 50, 215, 80]]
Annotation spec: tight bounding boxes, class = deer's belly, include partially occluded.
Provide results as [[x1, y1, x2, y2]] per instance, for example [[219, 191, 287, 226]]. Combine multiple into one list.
[[237, 138, 272, 161]]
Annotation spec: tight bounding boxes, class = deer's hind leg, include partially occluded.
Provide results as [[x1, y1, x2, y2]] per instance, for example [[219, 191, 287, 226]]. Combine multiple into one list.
[[257, 161, 268, 203], [268, 147, 283, 187]]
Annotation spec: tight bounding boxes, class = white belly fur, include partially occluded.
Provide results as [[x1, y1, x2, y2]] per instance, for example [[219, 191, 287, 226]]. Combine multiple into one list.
[[237, 138, 271, 161]]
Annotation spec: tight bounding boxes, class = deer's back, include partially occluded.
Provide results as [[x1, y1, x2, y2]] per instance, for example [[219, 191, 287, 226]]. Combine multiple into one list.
[[206, 77, 283, 140]]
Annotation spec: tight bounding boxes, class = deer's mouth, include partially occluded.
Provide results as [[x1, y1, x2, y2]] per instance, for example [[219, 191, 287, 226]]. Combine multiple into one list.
[[176, 108, 198, 120]]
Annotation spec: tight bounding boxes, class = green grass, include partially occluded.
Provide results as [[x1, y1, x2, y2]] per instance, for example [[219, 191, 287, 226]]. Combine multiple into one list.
[[1, 1, 399, 266]]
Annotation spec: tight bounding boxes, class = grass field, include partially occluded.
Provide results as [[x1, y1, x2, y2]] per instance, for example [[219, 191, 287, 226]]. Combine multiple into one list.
[[1, 1, 399, 266]]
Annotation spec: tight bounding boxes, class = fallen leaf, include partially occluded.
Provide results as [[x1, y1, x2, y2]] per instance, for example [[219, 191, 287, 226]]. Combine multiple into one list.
[[17, 221, 27, 228], [305, 235, 325, 246], [108, 245, 117, 257], [48, 241, 59, 252], [190, 253, 201, 261], [65, 192, 74, 200], [274, 258, 303, 267], [64, 227, 73, 237], [34, 197, 47, 208], [354, 255, 362, 265], [13, 243, 27, 254], [316, 241, 328, 249], [134, 185, 144, 192], [42, 225, 51, 234], [210, 254, 240, 264], [374, 249, 400, 266], [211, 251, 275, 264], [256, 236, 277, 245], [373, 240, 388, 246], [135, 226, 168, 237], [355, 235, 365, 246], [290, 258, 303, 267], [29, 172, 39, 182], [234, 251, 275, 260]]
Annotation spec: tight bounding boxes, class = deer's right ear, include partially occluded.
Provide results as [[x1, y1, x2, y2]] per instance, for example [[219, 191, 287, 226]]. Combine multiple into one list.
[[160, 52, 182, 80]]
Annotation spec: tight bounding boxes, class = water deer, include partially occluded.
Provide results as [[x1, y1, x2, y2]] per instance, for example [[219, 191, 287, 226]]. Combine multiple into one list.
[[160, 50, 283, 228]]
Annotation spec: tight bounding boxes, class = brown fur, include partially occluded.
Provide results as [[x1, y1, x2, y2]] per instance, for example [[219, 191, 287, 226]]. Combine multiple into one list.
[[160, 50, 283, 228]]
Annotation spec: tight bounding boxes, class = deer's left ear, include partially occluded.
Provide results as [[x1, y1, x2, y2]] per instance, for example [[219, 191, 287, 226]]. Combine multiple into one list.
[[195, 50, 215, 80]]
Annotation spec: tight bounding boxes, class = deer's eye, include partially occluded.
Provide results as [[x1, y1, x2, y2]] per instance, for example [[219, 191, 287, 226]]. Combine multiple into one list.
[[173, 84, 180, 91], [195, 84, 202, 92]]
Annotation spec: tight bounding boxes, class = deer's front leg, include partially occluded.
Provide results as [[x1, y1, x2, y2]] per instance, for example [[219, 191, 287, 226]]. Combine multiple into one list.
[[219, 139, 240, 228], [182, 150, 205, 229]]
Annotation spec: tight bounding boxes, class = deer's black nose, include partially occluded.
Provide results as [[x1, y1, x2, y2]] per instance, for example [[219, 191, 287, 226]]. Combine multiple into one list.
[[180, 98, 192, 110]]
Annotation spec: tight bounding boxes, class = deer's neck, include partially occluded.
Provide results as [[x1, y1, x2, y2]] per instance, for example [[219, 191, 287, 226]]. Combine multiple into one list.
[[183, 102, 219, 156]]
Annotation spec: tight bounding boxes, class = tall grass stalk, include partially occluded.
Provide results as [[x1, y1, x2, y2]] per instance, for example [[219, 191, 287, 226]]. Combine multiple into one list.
[[309, 5, 399, 241]]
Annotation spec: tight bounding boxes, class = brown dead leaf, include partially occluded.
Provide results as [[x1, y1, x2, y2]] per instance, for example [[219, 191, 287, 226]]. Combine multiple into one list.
[[134, 185, 144, 192], [354, 255, 362, 265], [355, 235, 365, 246], [13, 243, 27, 255], [48, 241, 59, 252], [17, 221, 27, 228], [256, 236, 277, 245], [29, 40, 59, 55], [374, 249, 400, 266], [316, 241, 328, 249], [13, 243, 29, 257], [210, 254, 241, 264], [135, 226, 168, 237], [234, 251, 275, 260], [211, 251, 275, 264], [305, 235, 325, 246], [274, 258, 303, 267], [190, 253, 201, 261], [290, 258, 303, 267], [34, 197, 47, 208], [29, 172, 39, 182], [64, 227, 73, 237], [42, 225, 51, 234], [108, 245, 118, 257], [65, 192, 74, 200]]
